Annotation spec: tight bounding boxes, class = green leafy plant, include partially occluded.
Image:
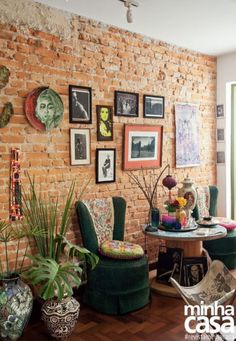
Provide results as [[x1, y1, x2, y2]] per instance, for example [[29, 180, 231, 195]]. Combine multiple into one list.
[[0, 220, 44, 280], [21, 175, 99, 300]]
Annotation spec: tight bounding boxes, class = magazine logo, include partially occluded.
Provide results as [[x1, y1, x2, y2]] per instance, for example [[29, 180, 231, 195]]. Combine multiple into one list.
[[184, 301, 234, 334]]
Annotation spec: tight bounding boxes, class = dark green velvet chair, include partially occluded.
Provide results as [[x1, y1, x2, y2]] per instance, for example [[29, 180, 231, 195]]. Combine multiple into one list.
[[193, 185, 236, 269], [76, 197, 150, 315]]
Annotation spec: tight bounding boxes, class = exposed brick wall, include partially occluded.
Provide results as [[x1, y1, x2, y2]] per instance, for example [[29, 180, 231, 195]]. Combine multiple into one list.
[[0, 6, 216, 266]]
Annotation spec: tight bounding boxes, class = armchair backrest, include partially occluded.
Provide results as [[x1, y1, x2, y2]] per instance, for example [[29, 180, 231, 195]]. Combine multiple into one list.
[[192, 185, 218, 220], [76, 197, 126, 254]]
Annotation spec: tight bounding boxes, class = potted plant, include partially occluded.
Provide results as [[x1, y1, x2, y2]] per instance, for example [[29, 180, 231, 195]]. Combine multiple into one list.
[[21, 176, 98, 339], [0, 220, 42, 340]]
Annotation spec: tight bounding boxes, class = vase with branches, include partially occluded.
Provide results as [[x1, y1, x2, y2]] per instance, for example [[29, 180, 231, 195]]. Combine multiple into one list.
[[128, 164, 176, 230]]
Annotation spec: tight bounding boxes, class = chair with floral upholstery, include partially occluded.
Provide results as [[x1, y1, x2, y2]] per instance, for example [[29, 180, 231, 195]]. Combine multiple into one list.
[[170, 260, 236, 340], [76, 197, 150, 315]]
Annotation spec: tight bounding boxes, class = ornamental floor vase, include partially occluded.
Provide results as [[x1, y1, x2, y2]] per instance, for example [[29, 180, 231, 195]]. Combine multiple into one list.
[[0, 276, 33, 340], [41, 296, 80, 339]]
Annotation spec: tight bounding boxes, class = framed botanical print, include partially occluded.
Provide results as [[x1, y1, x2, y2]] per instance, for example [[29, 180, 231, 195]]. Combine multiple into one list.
[[143, 95, 165, 118], [96, 148, 116, 184], [123, 124, 163, 170], [115, 90, 139, 117], [96, 105, 113, 141], [70, 128, 90, 166], [69, 85, 92, 123]]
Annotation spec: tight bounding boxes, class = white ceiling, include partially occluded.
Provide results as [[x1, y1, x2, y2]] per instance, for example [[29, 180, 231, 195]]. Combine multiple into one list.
[[34, 0, 236, 56]]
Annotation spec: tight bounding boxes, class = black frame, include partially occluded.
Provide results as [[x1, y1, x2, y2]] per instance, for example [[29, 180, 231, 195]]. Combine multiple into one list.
[[96, 105, 113, 141], [114, 90, 139, 117], [216, 104, 224, 118], [156, 247, 183, 285], [96, 148, 116, 184], [182, 257, 208, 286], [69, 85, 92, 123], [217, 151, 225, 164], [217, 128, 224, 142], [143, 95, 165, 119]]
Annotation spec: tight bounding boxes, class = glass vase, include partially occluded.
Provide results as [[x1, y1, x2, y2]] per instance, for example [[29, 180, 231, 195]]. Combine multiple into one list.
[[150, 207, 160, 228]]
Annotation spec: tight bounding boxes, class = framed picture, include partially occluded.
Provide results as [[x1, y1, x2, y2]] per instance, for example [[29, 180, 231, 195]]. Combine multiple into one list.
[[216, 104, 224, 118], [143, 95, 165, 118], [96, 105, 113, 141], [217, 128, 224, 142], [182, 257, 208, 286], [156, 247, 183, 285], [175, 103, 200, 168], [217, 151, 225, 164], [123, 124, 163, 170], [96, 148, 116, 184], [70, 128, 90, 166], [115, 90, 139, 117], [69, 85, 92, 123]]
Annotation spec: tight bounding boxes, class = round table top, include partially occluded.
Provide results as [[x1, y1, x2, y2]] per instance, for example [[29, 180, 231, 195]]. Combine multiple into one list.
[[144, 225, 227, 242]]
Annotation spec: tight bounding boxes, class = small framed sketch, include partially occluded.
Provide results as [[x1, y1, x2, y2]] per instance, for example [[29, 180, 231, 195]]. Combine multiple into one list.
[[217, 151, 225, 164], [123, 124, 163, 170], [143, 95, 165, 118], [96, 148, 116, 184], [70, 128, 90, 166], [216, 104, 224, 118], [217, 128, 224, 142], [115, 90, 139, 117], [69, 85, 92, 123], [182, 257, 208, 287], [96, 105, 113, 141]]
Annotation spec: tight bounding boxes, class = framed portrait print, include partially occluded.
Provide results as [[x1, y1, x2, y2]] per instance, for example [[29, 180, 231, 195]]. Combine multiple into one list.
[[115, 90, 139, 117], [217, 151, 225, 164], [216, 104, 224, 118], [96, 105, 113, 141], [96, 148, 116, 184], [70, 128, 90, 166], [143, 95, 165, 118], [69, 85, 92, 123], [217, 128, 224, 142], [123, 124, 163, 170], [182, 257, 207, 286]]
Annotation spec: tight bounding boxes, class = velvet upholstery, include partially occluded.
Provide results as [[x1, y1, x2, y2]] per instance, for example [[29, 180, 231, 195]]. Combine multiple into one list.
[[193, 185, 236, 269], [76, 197, 150, 315]]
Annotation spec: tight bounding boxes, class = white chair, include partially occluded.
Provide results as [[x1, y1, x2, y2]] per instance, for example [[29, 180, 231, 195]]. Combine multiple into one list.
[[170, 260, 236, 341]]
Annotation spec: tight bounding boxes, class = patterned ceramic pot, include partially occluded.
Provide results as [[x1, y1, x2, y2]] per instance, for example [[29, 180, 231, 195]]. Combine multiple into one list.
[[0, 275, 33, 340], [41, 296, 80, 339]]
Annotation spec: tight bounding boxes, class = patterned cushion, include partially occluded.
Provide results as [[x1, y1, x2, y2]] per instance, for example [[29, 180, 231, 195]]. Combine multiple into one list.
[[99, 240, 144, 260], [196, 186, 210, 219]]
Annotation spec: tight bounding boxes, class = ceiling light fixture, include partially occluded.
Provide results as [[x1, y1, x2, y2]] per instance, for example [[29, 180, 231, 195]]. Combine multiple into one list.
[[119, 0, 139, 23]]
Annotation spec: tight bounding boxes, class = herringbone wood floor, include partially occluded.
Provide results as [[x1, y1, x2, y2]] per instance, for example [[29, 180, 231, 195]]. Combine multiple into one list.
[[20, 293, 186, 341]]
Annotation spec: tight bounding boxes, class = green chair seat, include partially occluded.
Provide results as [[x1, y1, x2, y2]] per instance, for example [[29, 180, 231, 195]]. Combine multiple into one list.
[[203, 229, 236, 269], [76, 197, 150, 315]]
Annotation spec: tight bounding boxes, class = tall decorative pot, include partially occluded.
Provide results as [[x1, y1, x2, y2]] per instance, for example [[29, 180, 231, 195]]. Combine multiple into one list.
[[178, 176, 197, 215], [41, 296, 80, 339], [0, 275, 33, 340]]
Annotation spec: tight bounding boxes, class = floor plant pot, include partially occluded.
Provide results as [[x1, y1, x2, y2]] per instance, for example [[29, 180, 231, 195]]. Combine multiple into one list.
[[41, 296, 80, 339], [0, 275, 33, 340]]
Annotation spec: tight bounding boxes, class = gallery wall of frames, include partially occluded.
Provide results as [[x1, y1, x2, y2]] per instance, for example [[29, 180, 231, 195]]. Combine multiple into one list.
[[0, 2, 217, 260]]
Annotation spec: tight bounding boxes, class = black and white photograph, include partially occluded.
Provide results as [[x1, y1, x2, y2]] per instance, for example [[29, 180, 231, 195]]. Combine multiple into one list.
[[69, 85, 92, 123], [115, 90, 139, 117], [143, 95, 165, 118], [217, 151, 225, 164], [216, 104, 224, 118], [217, 128, 224, 142], [96, 148, 116, 184], [156, 247, 183, 284], [70, 128, 90, 166], [131, 136, 156, 159], [182, 257, 208, 286]]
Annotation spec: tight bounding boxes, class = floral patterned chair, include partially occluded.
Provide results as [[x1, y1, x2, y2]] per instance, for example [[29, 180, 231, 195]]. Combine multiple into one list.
[[170, 260, 236, 340], [76, 197, 150, 315]]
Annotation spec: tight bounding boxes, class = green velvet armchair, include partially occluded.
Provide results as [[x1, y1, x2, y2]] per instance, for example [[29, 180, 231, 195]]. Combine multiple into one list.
[[76, 197, 150, 315], [193, 185, 236, 269]]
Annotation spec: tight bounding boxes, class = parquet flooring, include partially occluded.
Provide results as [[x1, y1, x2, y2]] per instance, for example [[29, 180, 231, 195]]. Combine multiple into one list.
[[20, 294, 186, 341]]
